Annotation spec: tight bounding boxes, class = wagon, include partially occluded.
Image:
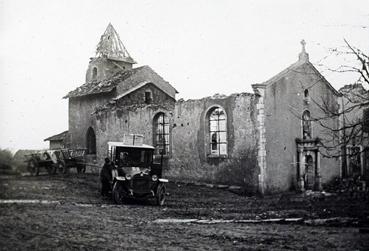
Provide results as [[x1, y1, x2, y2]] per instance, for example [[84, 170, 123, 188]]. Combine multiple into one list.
[[25, 149, 87, 175], [56, 148, 87, 174], [25, 151, 58, 176]]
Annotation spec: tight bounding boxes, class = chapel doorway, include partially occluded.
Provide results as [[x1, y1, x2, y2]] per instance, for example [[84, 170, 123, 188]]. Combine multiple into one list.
[[86, 127, 96, 154], [296, 138, 321, 192], [305, 155, 315, 190]]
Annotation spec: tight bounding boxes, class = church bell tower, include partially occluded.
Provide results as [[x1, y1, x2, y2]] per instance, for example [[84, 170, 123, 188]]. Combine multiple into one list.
[[85, 23, 136, 83]]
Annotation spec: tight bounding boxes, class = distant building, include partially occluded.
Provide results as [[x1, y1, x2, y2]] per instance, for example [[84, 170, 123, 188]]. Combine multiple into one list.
[[338, 84, 369, 181], [62, 24, 366, 194]]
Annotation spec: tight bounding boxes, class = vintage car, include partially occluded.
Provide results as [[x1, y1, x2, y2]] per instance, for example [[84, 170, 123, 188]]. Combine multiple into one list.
[[107, 141, 168, 206]]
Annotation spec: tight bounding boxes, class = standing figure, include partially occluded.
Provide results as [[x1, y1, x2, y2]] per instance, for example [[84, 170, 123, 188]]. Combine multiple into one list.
[[100, 157, 113, 196]]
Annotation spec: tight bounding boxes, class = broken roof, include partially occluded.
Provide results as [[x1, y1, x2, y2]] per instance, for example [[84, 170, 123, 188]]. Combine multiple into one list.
[[96, 23, 136, 64], [64, 65, 178, 99], [44, 131, 68, 142]]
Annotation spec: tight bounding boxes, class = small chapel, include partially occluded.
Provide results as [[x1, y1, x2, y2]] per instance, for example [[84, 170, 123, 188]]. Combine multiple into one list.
[[53, 23, 367, 194]]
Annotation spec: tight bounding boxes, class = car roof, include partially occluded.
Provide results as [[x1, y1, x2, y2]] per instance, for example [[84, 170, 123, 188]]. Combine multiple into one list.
[[107, 142, 155, 150]]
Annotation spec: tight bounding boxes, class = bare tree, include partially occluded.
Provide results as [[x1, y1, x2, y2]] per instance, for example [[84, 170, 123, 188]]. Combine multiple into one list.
[[311, 39, 369, 178]]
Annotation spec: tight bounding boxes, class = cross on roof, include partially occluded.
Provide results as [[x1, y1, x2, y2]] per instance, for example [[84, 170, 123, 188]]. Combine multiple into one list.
[[301, 39, 306, 53], [298, 39, 309, 62]]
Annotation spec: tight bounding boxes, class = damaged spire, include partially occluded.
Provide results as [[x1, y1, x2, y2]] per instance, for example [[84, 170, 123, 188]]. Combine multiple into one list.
[[95, 23, 136, 64]]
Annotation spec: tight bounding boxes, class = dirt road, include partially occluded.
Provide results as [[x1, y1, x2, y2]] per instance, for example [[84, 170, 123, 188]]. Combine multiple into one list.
[[0, 173, 368, 250]]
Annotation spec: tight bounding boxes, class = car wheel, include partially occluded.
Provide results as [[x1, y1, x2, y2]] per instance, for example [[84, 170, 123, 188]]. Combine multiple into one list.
[[156, 184, 166, 206], [112, 182, 125, 204], [27, 160, 39, 176]]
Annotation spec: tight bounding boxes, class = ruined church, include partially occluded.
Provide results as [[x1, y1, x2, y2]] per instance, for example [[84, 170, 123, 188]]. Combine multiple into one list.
[[60, 23, 357, 194]]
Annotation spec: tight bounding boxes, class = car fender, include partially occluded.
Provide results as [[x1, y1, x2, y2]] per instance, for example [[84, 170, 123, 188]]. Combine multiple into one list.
[[115, 176, 126, 181]]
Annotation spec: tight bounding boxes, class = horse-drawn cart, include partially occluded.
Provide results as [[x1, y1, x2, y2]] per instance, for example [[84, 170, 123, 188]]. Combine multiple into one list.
[[25, 151, 58, 176], [57, 149, 87, 174], [25, 148, 86, 176]]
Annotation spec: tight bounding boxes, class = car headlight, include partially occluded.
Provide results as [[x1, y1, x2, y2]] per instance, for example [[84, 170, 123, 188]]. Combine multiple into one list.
[[125, 174, 132, 180], [152, 174, 158, 181]]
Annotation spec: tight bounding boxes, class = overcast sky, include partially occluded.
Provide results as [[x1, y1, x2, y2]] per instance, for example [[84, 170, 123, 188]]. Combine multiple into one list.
[[0, 0, 368, 152]]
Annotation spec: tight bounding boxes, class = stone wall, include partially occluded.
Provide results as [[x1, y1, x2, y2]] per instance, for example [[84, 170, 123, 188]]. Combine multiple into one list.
[[68, 92, 115, 152], [91, 85, 175, 164], [49, 141, 64, 150], [252, 84, 267, 194], [94, 106, 174, 164], [85, 57, 132, 83], [117, 83, 175, 107], [168, 93, 259, 189]]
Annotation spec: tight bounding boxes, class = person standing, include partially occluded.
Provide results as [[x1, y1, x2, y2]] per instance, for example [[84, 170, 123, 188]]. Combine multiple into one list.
[[100, 158, 113, 196]]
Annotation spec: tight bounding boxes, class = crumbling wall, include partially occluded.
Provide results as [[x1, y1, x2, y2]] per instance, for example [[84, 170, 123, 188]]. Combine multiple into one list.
[[168, 93, 258, 189], [69, 77, 175, 164], [93, 106, 174, 165], [90, 86, 175, 165]]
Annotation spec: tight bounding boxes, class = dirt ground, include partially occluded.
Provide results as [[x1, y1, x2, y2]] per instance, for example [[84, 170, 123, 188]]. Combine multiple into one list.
[[0, 172, 369, 250]]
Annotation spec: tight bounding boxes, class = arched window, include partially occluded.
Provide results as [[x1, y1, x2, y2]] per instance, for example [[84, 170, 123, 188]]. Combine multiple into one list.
[[302, 110, 312, 139], [153, 113, 170, 155], [92, 67, 98, 81], [304, 89, 309, 98], [86, 127, 96, 154], [303, 89, 310, 104], [208, 107, 227, 155]]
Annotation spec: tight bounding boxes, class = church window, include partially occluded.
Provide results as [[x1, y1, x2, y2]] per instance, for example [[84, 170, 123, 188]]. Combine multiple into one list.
[[145, 90, 152, 104], [92, 67, 98, 81], [304, 89, 309, 98], [303, 89, 310, 104], [153, 113, 170, 155], [302, 110, 312, 139], [86, 127, 96, 154], [208, 107, 227, 156]]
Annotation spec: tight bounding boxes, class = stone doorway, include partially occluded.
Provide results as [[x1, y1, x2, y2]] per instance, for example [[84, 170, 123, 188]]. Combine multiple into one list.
[[296, 138, 322, 192], [304, 155, 315, 190]]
